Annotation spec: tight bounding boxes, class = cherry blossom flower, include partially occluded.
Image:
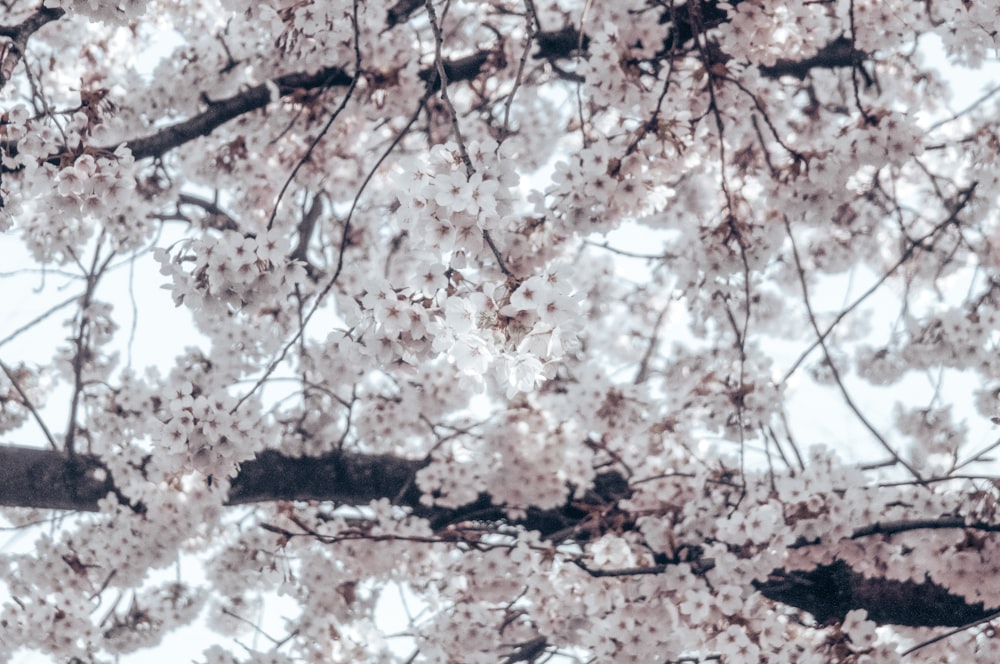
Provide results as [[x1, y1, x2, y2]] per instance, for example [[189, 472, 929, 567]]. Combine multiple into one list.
[[842, 609, 878, 652], [255, 228, 290, 266]]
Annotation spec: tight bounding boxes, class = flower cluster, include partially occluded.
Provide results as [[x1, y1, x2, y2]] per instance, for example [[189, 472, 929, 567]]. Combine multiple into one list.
[[155, 229, 304, 316], [150, 380, 275, 480], [435, 275, 582, 397], [715, 2, 840, 67], [392, 139, 518, 255], [43, 0, 147, 22]]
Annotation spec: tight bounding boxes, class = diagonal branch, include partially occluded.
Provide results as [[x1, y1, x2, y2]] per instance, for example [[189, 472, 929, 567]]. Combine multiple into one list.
[[0, 360, 58, 450], [0, 53, 492, 169], [0, 6, 64, 91], [783, 214, 923, 480], [121, 67, 353, 161]]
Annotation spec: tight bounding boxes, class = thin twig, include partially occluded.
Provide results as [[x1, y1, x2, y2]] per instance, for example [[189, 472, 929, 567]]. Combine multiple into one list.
[[0, 359, 58, 450], [847, 0, 873, 123], [928, 83, 1000, 132], [783, 215, 922, 481], [425, 0, 474, 176], [721, 74, 806, 162], [634, 304, 669, 385], [954, 436, 1000, 471], [221, 607, 289, 646], [0, 294, 78, 349], [583, 239, 675, 260], [234, 91, 432, 412], [900, 609, 1000, 657], [574, 0, 593, 148], [498, 0, 538, 144], [482, 229, 513, 277], [266, 0, 363, 231], [176, 192, 240, 231], [688, 2, 750, 507], [64, 236, 116, 458], [780, 183, 977, 383]]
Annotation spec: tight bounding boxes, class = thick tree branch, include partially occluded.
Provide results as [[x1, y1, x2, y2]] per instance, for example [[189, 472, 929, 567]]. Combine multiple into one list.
[[385, 0, 422, 28], [0, 53, 491, 168], [1, 443, 997, 628], [0, 445, 623, 538], [755, 561, 999, 628], [0, 444, 112, 511], [226, 449, 426, 509], [528, 7, 865, 80], [106, 27, 859, 162], [117, 51, 491, 159], [759, 37, 866, 79]]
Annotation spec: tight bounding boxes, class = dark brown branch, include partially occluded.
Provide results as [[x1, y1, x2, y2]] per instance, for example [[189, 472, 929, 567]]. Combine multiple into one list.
[[124, 67, 352, 161], [0, 445, 425, 513], [2, 443, 998, 627], [385, 0, 422, 28], [759, 37, 866, 79], [289, 192, 324, 265], [0, 6, 64, 91], [418, 50, 492, 91], [0, 445, 622, 537], [530, 23, 864, 82], [533, 26, 590, 59], [226, 449, 427, 508], [0, 53, 492, 169], [176, 192, 241, 231], [126, 50, 493, 159], [850, 517, 1000, 538], [755, 561, 999, 627], [0, 445, 112, 511]]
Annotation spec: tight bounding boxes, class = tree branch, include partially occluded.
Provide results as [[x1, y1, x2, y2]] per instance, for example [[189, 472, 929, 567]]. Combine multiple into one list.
[[0, 445, 623, 538], [123, 67, 352, 161], [2, 443, 998, 628], [0, 52, 492, 169], [0, 444, 112, 511], [759, 36, 865, 79], [0, 6, 64, 91], [755, 561, 999, 627]]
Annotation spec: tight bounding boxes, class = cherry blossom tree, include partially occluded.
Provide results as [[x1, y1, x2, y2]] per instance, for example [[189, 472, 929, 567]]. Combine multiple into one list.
[[2, 0, 1000, 661]]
